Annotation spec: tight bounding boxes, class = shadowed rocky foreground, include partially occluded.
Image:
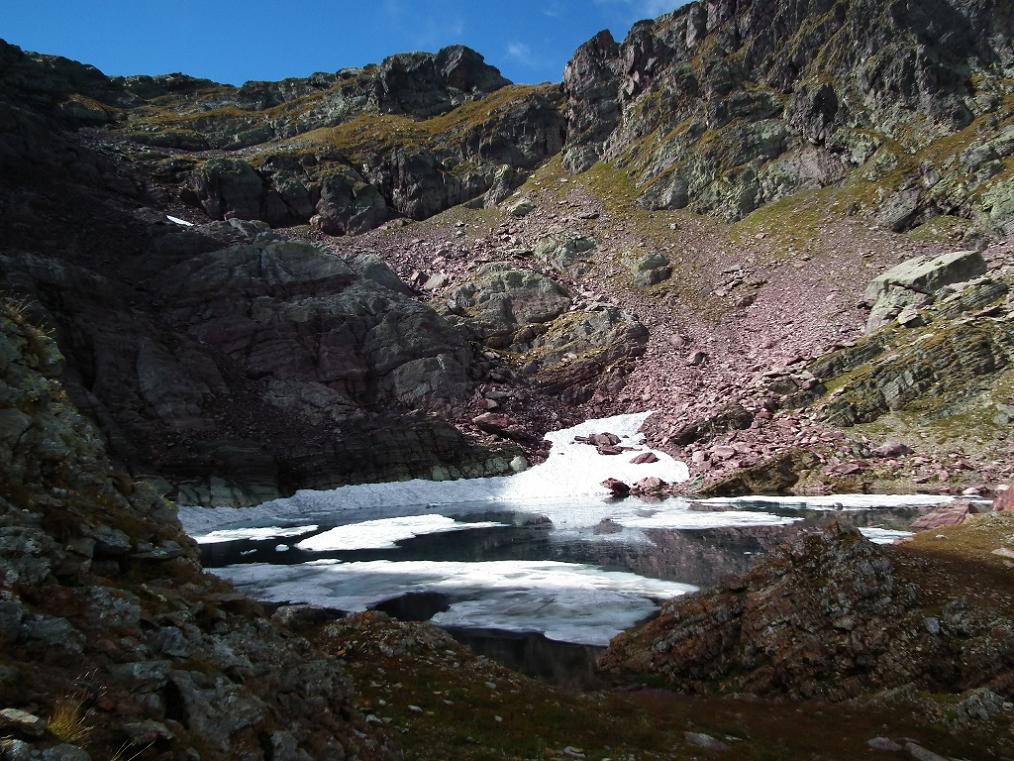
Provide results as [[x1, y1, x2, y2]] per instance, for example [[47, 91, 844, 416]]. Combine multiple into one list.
[[2, 0, 1014, 758]]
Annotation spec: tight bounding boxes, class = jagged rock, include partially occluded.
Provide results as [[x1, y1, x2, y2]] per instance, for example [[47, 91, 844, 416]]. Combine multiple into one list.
[[1, 227, 511, 505], [0, 308, 399, 761], [910, 502, 978, 530], [697, 449, 820, 497], [561, 0, 1014, 227], [600, 525, 1014, 700], [864, 251, 987, 331], [602, 478, 630, 497]]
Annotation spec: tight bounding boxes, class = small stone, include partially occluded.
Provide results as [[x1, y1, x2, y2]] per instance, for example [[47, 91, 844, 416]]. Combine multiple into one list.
[[684, 732, 730, 752], [630, 452, 659, 465], [904, 742, 949, 761], [867, 737, 903, 752], [602, 479, 630, 497], [991, 547, 1014, 560], [0, 708, 46, 738], [509, 456, 529, 473], [562, 747, 586, 758]]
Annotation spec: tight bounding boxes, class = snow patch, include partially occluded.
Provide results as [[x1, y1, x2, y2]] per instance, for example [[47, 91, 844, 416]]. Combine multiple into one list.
[[166, 214, 194, 226], [296, 515, 505, 551], [214, 559, 695, 646]]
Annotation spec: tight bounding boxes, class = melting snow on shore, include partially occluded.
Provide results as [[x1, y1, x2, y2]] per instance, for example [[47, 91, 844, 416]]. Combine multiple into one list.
[[216, 559, 696, 646], [181, 412, 688, 533]]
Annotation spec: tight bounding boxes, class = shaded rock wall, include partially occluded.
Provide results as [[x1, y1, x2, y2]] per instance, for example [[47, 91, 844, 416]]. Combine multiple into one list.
[[0, 303, 399, 760]]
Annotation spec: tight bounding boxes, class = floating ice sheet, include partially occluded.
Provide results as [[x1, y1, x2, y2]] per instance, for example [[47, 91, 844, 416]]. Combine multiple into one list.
[[192, 525, 318, 545], [296, 515, 505, 551], [615, 511, 802, 530], [215, 559, 696, 646]]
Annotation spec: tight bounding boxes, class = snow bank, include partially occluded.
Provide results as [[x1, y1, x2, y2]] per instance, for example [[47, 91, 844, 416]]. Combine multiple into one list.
[[216, 559, 696, 646], [295, 515, 504, 551], [181, 412, 688, 533]]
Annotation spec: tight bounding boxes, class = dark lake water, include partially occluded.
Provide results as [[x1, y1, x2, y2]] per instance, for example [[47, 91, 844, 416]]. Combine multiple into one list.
[[196, 497, 928, 686]]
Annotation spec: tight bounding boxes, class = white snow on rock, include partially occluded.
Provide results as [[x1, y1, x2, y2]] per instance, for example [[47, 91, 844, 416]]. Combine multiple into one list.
[[193, 525, 318, 544], [215, 559, 696, 646], [296, 515, 505, 551], [858, 527, 914, 545], [181, 412, 688, 533], [166, 214, 194, 226]]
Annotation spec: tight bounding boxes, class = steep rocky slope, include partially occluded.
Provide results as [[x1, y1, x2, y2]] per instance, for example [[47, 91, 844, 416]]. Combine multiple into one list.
[[0, 302, 398, 760], [562, 0, 1014, 233], [0, 39, 563, 234]]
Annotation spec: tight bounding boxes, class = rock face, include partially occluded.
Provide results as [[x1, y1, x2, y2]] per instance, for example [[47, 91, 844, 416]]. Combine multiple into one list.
[[1, 38, 565, 234], [0, 62, 515, 505], [0, 304, 397, 760], [561, 0, 1014, 230], [810, 273, 1014, 439], [1, 217, 514, 506], [445, 265, 649, 403], [600, 525, 1014, 700]]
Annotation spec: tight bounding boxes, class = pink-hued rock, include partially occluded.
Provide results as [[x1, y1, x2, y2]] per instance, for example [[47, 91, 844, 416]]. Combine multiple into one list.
[[993, 488, 1014, 512], [910, 501, 977, 530], [602, 478, 630, 497], [598, 445, 624, 456], [631, 477, 668, 495], [871, 441, 914, 458], [630, 452, 659, 464]]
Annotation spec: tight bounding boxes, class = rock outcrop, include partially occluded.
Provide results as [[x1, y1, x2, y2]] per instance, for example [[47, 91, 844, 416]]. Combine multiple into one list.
[[0, 303, 398, 760], [561, 0, 1014, 231], [600, 525, 1014, 700]]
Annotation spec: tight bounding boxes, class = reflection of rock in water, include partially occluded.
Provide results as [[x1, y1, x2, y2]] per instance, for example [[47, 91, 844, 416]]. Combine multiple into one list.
[[372, 592, 451, 621], [447, 628, 605, 690]]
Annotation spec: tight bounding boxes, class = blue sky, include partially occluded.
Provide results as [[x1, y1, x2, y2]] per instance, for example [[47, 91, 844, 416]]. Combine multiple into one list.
[[3, 1, 688, 86]]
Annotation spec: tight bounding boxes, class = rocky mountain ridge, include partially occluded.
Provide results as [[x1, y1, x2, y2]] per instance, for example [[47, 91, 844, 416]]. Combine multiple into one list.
[[562, 0, 1014, 232]]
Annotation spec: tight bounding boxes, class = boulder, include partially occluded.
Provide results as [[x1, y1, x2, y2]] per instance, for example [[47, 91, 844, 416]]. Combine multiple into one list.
[[534, 234, 597, 277], [447, 263, 570, 344], [910, 502, 977, 530], [864, 251, 987, 331], [623, 251, 672, 288]]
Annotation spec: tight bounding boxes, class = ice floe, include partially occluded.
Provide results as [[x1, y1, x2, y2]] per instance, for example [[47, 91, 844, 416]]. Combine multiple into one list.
[[295, 515, 505, 551], [192, 525, 318, 544], [615, 511, 802, 530], [215, 559, 696, 646], [858, 527, 914, 545], [181, 412, 688, 533]]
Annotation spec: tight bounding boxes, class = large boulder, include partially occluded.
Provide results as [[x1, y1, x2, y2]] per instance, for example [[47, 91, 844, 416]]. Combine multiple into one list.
[[864, 251, 987, 331], [534, 234, 598, 278], [446, 263, 571, 346]]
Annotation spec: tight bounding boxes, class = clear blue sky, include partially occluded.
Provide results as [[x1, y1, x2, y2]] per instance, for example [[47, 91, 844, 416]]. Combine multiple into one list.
[[3, 1, 689, 86]]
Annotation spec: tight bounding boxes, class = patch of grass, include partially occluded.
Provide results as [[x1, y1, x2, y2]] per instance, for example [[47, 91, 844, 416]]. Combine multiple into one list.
[[48, 697, 94, 745]]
